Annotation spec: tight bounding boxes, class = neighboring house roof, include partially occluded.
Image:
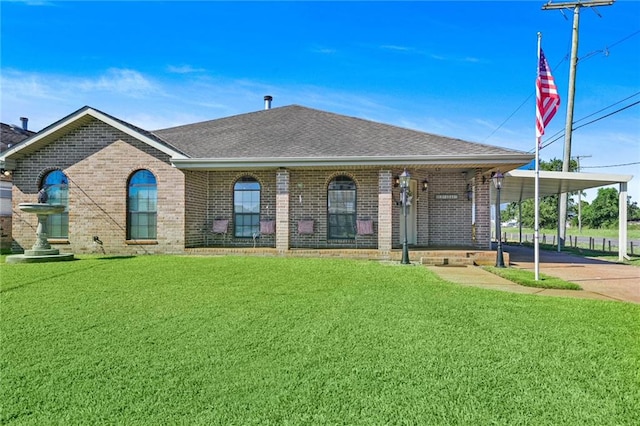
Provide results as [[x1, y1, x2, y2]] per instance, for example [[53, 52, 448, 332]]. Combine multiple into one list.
[[155, 105, 533, 170], [1, 122, 36, 152]]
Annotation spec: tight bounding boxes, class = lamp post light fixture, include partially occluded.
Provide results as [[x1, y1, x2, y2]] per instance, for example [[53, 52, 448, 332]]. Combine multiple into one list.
[[492, 171, 506, 268], [399, 168, 411, 264]]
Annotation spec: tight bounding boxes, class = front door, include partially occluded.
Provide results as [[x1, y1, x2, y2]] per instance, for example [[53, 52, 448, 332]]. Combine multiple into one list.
[[399, 179, 417, 245]]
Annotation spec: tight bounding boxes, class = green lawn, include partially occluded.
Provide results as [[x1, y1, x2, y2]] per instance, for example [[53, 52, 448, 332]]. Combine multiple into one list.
[[483, 266, 582, 290], [2, 256, 639, 425]]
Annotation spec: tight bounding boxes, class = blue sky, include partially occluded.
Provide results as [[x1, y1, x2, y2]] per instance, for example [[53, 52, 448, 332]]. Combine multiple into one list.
[[1, 0, 639, 202]]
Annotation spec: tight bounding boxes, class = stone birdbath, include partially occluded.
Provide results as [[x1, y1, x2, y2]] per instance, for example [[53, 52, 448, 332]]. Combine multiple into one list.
[[5, 202, 75, 263]]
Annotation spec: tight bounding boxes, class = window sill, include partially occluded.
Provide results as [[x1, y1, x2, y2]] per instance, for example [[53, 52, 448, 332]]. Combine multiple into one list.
[[126, 240, 158, 245]]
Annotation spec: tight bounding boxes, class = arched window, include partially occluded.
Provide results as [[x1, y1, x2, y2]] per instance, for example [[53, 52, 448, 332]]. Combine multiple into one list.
[[328, 175, 356, 239], [42, 170, 69, 238], [127, 170, 157, 240], [234, 176, 260, 238]]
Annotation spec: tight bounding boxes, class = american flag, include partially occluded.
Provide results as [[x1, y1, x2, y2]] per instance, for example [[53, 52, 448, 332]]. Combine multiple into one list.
[[536, 49, 560, 142]]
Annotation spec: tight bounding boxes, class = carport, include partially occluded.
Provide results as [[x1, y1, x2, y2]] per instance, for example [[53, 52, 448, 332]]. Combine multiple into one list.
[[489, 169, 634, 261]]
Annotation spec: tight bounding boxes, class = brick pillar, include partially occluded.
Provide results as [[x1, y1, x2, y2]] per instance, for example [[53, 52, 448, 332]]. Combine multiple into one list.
[[276, 169, 290, 253], [378, 170, 393, 257], [474, 169, 491, 249]]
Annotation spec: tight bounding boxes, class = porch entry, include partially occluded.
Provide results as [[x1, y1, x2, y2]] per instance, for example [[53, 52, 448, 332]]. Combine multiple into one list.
[[399, 179, 418, 245]]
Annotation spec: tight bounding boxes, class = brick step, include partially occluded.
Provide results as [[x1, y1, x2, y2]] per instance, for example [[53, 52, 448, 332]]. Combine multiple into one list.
[[419, 256, 475, 266]]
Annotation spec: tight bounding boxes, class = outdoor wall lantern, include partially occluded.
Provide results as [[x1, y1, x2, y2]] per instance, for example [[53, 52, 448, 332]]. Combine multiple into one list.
[[393, 175, 400, 188], [421, 179, 429, 192], [0, 168, 11, 177], [492, 171, 506, 268], [400, 168, 411, 265], [466, 184, 473, 201]]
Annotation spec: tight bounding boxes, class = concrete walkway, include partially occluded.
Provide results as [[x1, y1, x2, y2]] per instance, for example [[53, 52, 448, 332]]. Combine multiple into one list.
[[427, 245, 640, 304]]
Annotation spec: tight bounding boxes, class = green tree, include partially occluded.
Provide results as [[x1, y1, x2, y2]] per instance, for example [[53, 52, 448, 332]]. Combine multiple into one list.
[[503, 158, 578, 228], [582, 187, 619, 228], [628, 197, 640, 221]]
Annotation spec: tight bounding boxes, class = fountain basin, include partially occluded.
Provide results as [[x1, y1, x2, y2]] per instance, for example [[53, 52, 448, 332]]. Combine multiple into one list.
[[5, 202, 74, 264], [19, 203, 66, 215]]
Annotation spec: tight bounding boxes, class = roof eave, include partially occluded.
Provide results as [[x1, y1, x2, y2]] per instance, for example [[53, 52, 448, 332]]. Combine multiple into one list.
[[0, 107, 188, 163], [172, 154, 534, 170]]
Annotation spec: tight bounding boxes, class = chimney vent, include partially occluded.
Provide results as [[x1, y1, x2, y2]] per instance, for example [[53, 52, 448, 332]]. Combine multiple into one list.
[[20, 117, 28, 131], [264, 95, 273, 110]]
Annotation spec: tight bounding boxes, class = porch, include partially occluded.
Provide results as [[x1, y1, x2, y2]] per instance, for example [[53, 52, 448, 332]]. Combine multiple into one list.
[[184, 246, 508, 266]]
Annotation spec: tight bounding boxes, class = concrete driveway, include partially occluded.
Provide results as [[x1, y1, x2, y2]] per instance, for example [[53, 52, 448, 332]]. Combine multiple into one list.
[[504, 245, 640, 304], [427, 245, 639, 304]]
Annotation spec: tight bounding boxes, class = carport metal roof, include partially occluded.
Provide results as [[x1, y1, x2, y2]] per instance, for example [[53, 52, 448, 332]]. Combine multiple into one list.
[[489, 169, 634, 261], [491, 169, 633, 204]]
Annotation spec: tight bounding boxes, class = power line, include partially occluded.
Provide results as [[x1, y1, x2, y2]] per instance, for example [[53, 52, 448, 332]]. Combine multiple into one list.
[[573, 91, 640, 124], [532, 97, 640, 152], [582, 161, 640, 169], [483, 29, 639, 143], [572, 100, 640, 131], [481, 58, 567, 143]]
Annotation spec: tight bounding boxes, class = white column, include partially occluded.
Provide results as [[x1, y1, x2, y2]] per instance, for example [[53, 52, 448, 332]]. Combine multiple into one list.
[[378, 170, 393, 257], [619, 182, 628, 261], [276, 169, 290, 253]]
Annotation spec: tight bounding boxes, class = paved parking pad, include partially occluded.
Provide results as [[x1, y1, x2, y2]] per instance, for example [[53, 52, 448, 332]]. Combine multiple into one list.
[[428, 246, 639, 304]]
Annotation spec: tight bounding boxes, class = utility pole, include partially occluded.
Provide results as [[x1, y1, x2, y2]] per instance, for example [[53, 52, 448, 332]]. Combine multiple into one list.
[[573, 154, 592, 233], [542, 0, 614, 251]]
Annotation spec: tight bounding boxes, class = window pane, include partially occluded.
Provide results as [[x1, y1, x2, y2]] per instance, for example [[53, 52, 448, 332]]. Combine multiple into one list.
[[234, 177, 260, 237], [128, 170, 157, 240], [42, 170, 69, 239], [327, 176, 356, 239]]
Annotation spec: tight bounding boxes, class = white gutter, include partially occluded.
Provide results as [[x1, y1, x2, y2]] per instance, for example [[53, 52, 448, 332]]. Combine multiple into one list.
[[171, 154, 534, 170]]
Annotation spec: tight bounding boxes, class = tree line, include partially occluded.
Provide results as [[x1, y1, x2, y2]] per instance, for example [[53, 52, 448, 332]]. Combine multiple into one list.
[[503, 158, 640, 229]]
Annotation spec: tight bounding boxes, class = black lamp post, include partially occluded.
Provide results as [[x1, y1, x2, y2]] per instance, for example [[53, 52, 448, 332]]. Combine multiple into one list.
[[492, 171, 506, 268], [400, 168, 411, 264]]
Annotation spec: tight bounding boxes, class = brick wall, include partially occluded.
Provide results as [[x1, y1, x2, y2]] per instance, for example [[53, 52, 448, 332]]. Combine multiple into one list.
[[426, 171, 474, 247], [185, 171, 208, 248], [205, 170, 277, 248], [11, 118, 185, 255], [8, 114, 494, 254], [474, 169, 491, 249]]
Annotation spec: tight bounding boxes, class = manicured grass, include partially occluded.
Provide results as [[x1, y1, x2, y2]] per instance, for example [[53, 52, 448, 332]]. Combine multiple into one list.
[[483, 266, 582, 290], [2, 256, 639, 424], [515, 227, 640, 240]]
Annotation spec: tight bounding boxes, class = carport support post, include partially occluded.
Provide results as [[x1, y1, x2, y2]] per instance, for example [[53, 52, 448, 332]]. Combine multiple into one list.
[[619, 182, 628, 261]]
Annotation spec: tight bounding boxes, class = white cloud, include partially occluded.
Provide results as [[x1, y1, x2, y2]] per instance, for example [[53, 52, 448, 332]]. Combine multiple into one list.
[[166, 65, 206, 74], [79, 68, 161, 97]]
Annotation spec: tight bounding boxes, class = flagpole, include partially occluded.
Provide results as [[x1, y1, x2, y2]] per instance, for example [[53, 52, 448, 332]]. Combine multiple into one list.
[[535, 33, 541, 281]]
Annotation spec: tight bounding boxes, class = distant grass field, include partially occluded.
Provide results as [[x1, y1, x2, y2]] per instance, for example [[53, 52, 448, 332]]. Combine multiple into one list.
[[2, 256, 639, 424]]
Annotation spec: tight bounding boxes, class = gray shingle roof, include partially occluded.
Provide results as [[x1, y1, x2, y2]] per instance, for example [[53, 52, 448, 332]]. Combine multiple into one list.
[[1, 123, 35, 152], [154, 105, 526, 159]]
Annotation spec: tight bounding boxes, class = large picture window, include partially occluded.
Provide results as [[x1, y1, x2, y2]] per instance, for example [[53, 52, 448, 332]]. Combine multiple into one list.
[[42, 170, 69, 238], [328, 175, 356, 239], [234, 176, 260, 238], [127, 170, 157, 240]]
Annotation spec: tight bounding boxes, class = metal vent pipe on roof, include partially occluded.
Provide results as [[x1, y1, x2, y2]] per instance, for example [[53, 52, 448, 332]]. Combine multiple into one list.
[[20, 117, 28, 131], [264, 95, 273, 110]]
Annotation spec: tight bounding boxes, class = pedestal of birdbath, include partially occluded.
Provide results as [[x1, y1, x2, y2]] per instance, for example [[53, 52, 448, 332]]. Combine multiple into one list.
[[5, 203, 75, 264]]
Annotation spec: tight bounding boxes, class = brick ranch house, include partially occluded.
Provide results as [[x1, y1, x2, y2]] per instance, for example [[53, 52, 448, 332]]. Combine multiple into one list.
[[0, 102, 533, 258]]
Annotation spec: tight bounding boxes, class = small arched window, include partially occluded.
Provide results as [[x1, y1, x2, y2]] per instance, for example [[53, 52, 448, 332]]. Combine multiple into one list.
[[328, 175, 356, 239], [127, 170, 157, 240], [234, 176, 260, 238], [42, 170, 69, 238]]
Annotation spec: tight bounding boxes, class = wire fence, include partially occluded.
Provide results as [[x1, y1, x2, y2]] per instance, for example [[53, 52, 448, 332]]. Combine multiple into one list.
[[498, 232, 638, 255]]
